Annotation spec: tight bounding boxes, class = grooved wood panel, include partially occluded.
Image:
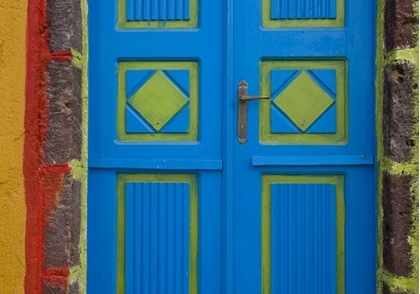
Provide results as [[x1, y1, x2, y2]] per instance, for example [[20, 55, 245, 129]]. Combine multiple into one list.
[[271, 183, 337, 293], [126, 0, 190, 21], [125, 182, 190, 294], [271, 0, 337, 19]]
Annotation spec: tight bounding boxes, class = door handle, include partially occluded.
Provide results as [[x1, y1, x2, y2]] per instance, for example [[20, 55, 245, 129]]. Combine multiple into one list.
[[238, 80, 270, 144]]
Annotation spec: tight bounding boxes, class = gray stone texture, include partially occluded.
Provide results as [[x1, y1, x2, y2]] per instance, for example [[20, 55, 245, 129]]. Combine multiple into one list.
[[43, 283, 67, 294], [384, 0, 418, 52], [69, 281, 80, 294], [44, 174, 82, 269], [383, 62, 416, 163], [47, 0, 83, 52], [382, 172, 414, 277], [44, 60, 82, 165]]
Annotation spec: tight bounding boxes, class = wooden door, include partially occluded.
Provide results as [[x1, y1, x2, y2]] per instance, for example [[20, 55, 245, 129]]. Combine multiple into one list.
[[88, 0, 377, 293]]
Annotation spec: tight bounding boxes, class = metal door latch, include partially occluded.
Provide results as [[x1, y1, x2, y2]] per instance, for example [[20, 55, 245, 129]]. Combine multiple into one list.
[[238, 80, 270, 144]]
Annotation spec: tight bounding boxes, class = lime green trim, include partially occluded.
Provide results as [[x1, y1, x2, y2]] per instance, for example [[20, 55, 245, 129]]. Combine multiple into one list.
[[262, 175, 345, 294], [68, 265, 82, 284], [375, 1, 385, 292], [260, 60, 348, 144], [383, 270, 419, 291], [75, 0, 89, 291], [71, 49, 83, 69], [116, 174, 198, 294], [117, 61, 199, 142], [385, 48, 419, 65], [118, 0, 198, 29], [262, 0, 345, 28]]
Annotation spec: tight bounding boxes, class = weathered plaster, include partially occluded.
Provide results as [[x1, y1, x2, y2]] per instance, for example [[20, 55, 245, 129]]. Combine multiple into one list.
[[0, 1, 28, 293]]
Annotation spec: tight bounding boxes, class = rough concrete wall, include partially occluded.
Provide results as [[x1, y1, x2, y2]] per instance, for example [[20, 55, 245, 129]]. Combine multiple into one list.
[[379, 0, 419, 293], [24, 0, 87, 293], [0, 1, 28, 293]]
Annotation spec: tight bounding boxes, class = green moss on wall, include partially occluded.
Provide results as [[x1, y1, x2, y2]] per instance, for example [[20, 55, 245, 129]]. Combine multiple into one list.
[[69, 0, 88, 292], [378, 0, 419, 292]]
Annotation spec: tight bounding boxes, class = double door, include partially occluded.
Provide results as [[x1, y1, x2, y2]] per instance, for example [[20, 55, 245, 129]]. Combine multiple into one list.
[[88, 0, 377, 293]]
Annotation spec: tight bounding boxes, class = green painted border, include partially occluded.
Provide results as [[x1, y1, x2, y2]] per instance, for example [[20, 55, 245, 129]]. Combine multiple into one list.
[[375, 0, 385, 292], [117, 61, 199, 142], [261, 175, 345, 294], [118, 0, 198, 29], [116, 174, 198, 294], [262, 0, 345, 28], [260, 60, 348, 144]]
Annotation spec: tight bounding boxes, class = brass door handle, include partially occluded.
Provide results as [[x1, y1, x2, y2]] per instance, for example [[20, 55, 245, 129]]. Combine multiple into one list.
[[238, 80, 270, 144]]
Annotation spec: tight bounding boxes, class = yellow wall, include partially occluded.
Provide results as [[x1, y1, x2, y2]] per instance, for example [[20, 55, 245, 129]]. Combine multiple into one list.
[[0, 1, 27, 293]]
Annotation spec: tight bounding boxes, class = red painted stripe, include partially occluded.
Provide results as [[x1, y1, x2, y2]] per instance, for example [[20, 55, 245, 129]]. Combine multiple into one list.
[[42, 267, 70, 287], [42, 276, 69, 286], [43, 267, 70, 277], [24, 0, 49, 292], [50, 51, 73, 62], [24, 0, 73, 293]]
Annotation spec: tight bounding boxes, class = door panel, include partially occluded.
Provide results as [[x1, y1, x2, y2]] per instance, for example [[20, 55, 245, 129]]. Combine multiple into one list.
[[263, 176, 342, 294], [120, 175, 197, 294], [88, 171, 223, 293], [88, 0, 224, 292], [232, 0, 376, 293], [233, 166, 376, 293], [89, 0, 223, 162]]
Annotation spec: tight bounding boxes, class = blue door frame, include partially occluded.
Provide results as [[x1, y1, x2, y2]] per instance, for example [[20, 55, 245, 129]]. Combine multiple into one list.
[[88, 0, 377, 293]]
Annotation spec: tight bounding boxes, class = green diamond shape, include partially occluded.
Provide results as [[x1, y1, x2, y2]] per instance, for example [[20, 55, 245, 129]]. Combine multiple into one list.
[[273, 71, 334, 131], [128, 71, 188, 131]]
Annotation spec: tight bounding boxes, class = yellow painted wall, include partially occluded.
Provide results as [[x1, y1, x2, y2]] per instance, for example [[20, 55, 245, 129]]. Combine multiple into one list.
[[0, 1, 27, 293]]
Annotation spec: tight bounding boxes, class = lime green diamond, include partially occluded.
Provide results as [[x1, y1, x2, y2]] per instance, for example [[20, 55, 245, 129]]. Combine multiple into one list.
[[128, 71, 188, 131], [273, 71, 334, 131]]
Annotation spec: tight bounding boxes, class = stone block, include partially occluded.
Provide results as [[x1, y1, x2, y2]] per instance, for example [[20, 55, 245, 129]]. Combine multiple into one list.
[[382, 172, 414, 277], [69, 281, 80, 294], [44, 60, 82, 165], [47, 0, 83, 52], [44, 174, 81, 269], [383, 62, 416, 163], [384, 0, 418, 52], [43, 283, 67, 294]]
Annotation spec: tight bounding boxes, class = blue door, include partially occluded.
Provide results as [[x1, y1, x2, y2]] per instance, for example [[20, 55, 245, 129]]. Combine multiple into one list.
[[88, 0, 377, 293]]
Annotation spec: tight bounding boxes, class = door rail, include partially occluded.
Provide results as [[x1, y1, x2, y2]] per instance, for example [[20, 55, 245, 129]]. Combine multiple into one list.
[[252, 155, 375, 166], [89, 158, 223, 170]]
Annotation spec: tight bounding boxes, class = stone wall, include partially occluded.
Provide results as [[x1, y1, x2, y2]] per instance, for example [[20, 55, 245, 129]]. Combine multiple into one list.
[[380, 0, 419, 293], [24, 0, 87, 293]]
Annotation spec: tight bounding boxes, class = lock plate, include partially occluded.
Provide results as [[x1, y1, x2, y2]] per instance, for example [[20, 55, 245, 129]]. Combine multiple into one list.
[[238, 81, 248, 144], [237, 80, 270, 144]]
